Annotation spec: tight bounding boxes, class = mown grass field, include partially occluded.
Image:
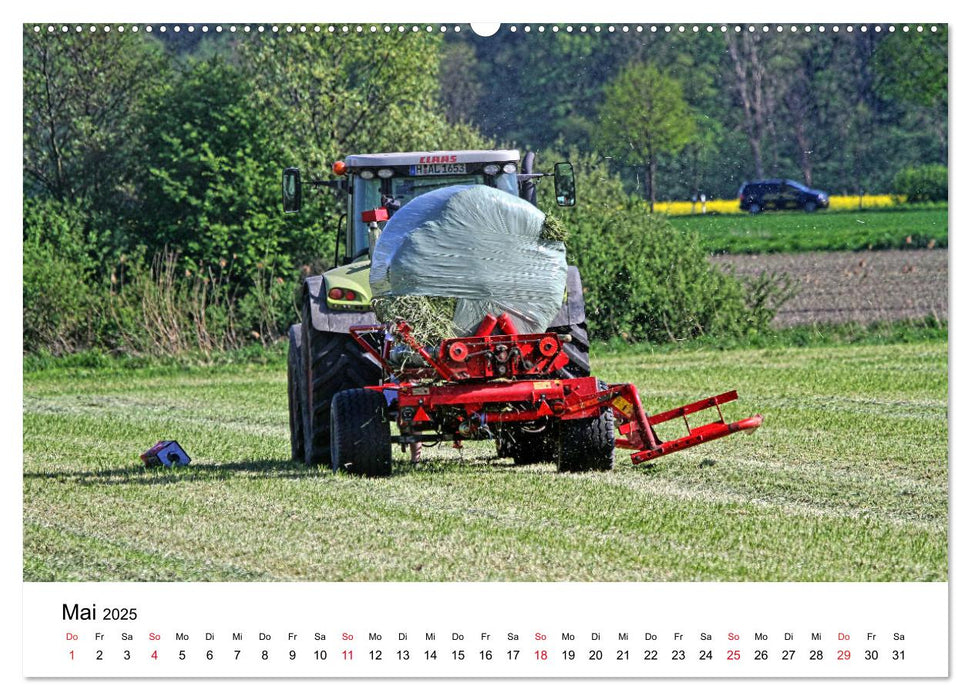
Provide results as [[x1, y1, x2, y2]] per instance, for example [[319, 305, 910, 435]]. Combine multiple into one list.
[[23, 337, 947, 582], [670, 207, 947, 255]]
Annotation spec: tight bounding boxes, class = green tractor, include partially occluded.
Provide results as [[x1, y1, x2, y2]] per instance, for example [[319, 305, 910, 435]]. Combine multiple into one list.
[[283, 150, 587, 467]]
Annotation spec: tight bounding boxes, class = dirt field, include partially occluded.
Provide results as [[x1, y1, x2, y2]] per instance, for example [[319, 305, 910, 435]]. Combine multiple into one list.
[[716, 248, 948, 327]]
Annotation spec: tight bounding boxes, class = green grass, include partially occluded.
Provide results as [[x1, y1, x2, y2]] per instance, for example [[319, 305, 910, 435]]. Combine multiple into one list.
[[23, 338, 947, 582], [598, 318, 948, 354], [672, 207, 948, 255]]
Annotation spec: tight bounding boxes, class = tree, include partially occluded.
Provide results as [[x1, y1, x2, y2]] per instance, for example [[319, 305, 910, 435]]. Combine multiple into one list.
[[133, 56, 303, 277], [23, 29, 167, 216], [439, 41, 483, 125], [873, 28, 947, 110], [596, 62, 696, 211], [642, 32, 731, 201], [723, 32, 804, 180], [232, 31, 486, 267], [238, 31, 485, 180], [873, 27, 948, 164]]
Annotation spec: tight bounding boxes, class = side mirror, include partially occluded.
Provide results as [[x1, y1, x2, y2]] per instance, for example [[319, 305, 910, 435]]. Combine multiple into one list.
[[282, 167, 302, 213], [553, 162, 576, 207]]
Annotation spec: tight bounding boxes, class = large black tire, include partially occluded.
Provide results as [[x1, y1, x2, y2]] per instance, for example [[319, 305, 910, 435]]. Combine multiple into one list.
[[549, 320, 590, 379], [301, 297, 382, 466], [287, 324, 305, 462], [547, 266, 591, 379], [499, 425, 558, 465], [804, 200, 818, 212], [520, 151, 537, 206], [557, 387, 615, 473], [330, 389, 392, 477]]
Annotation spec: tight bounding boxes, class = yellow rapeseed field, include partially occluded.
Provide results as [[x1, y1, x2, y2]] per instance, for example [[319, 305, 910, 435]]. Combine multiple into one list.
[[654, 194, 897, 216], [828, 194, 897, 209]]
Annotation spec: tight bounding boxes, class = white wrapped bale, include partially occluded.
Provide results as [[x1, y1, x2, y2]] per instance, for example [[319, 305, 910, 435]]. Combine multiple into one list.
[[369, 185, 567, 337]]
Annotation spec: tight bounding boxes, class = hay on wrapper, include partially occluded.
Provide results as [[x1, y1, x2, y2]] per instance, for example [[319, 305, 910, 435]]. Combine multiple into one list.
[[369, 185, 568, 345], [371, 295, 458, 347], [540, 213, 569, 242]]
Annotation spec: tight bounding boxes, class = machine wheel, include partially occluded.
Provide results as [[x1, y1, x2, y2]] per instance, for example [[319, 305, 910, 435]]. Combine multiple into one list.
[[330, 389, 392, 477], [804, 200, 818, 212], [287, 324, 305, 462], [301, 297, 382, 466], [557, 383, 615, 472], [748, 203, 762, 215], [499, 425, 558, 465]]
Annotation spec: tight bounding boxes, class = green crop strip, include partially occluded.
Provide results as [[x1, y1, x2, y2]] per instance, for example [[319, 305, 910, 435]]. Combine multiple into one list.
[[671, 207, 947, 255]]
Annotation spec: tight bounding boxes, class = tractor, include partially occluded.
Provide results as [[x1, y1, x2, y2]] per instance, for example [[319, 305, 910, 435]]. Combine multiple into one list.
[[283, 150, 762, 475], [283, 150, 591, 467]]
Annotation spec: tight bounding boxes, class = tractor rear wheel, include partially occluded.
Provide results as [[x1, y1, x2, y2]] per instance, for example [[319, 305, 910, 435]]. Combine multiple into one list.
[[549, 320, 590, 379], [330, 389, 392, 477], [287, 324, 305, 462], [548, 266, 591, 379], [301, 298, 382, 466], [557, 404, 615, 473]]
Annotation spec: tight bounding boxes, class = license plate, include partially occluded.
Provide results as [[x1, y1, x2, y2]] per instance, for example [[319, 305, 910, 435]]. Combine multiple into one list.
[[409, 163, 468, 176]]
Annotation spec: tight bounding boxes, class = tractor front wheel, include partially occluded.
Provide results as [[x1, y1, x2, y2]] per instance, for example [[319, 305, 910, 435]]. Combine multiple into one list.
[[330, 389, 393, 477], [287, 324, 305, 462]]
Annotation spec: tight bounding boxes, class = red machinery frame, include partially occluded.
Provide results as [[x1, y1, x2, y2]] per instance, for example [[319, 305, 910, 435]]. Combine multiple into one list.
[[350, 313, 762, 465]]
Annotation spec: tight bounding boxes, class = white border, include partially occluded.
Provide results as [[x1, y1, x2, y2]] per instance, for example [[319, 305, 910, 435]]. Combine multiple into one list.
[[5, 1, 963, 698]]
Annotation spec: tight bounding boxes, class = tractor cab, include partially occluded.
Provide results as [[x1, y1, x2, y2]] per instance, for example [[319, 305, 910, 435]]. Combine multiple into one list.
[[282, 150, 575, 311], [341, 150, 524, 263]]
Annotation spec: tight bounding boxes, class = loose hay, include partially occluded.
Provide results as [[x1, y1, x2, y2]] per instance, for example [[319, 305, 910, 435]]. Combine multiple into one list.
[[372, 295, 459, 346], [541, 213, 569, 242]]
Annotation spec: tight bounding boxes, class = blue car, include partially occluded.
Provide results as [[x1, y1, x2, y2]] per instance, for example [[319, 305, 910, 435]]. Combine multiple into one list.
[[738, 179, 829, 214]]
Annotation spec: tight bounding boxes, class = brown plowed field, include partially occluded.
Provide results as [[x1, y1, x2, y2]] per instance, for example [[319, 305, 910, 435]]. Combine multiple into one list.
[[715, 249, 948, 327]]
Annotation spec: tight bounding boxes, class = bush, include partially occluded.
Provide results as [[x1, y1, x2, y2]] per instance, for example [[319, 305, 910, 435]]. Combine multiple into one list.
[[134, 57, 300, 279], [537, 151, 790, 343], [23, 199, 100, 354], [23, 195, 298, 358], [566, 201, 789, 343], [106, 252, 298, 357], [892, 165, 948, 203]]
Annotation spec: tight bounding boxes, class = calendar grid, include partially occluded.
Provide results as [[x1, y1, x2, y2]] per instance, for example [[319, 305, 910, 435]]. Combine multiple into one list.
[[24, 582, 948, 678]]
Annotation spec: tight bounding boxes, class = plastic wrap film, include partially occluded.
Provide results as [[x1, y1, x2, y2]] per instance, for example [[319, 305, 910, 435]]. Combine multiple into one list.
[[370, 185, 567, 337]]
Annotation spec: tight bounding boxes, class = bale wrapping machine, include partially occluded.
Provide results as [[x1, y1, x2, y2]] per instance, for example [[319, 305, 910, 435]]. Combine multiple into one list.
[[333, 311, 763, 476]]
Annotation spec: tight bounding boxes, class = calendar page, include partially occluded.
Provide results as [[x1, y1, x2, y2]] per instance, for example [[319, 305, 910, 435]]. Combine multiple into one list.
[[17, 0, 959, 695]]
